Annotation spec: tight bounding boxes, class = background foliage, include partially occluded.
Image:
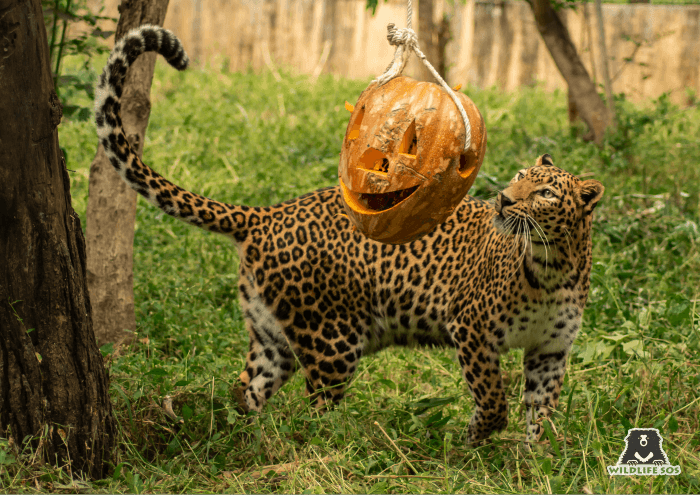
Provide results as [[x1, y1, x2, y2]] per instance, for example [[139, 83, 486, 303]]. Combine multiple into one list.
[[2, 51, 699, 492], [42, 0, 114, 120]]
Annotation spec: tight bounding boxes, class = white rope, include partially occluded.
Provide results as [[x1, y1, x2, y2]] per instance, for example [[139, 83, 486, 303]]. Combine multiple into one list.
[[373, 0, 472, 151]]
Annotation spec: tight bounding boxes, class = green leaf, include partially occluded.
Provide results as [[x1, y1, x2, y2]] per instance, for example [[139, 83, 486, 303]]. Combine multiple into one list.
[[543, 420, 561, 459], [377, 378, 396, 391], [145, 367, 169, 377], [365, 0, 379, 15], [540, 457, 552, 475], [99, 343, 114, 356], [549, 475, 564, 494], [622, 339, 646, 358], [112, 462, 129, 481], [368, 481, 388, 494], [620, 417, 633, 432], [668, 416, 678, 433], [182, 404, 193, 421], [592, 440, 603, 457], [0, 449, 16, 466], [425, 410, 451, 428], [407, 396, 457, 414], [77, 107, 92, 121]]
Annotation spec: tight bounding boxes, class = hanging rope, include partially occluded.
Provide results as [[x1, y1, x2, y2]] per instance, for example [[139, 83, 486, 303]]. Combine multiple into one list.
[[374, 0, 472, 151]]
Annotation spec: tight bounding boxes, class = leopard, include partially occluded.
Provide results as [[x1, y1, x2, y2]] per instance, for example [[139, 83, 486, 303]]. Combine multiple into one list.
[[95, 25, 605, 445]]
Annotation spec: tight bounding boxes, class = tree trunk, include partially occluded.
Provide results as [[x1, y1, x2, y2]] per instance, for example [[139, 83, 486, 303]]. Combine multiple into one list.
[[85, 0, 170, 348], [418, 0, 439, 82], [0, 0, 114, 479], [529, 0, 612, 144], [568, 89, 579, 125], [436, 13, 451, 80], [594, 0, 617, 129]]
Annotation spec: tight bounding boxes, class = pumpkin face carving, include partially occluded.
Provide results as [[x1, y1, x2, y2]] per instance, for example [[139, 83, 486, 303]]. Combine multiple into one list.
[[339, 76, 487, 244]]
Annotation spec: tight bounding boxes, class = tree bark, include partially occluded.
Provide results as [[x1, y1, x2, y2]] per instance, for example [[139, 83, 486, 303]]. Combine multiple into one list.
[[529, 0, 612, 144], [85, 0, 170, 348], [568, 89, 579, 125], [594, 0, 617, 129], [436, 13, 451, 80], [418, 0, 439, 82], [0, 0, 114, 479]]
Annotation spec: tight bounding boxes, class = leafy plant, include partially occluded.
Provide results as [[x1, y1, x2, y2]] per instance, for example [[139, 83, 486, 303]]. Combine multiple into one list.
[[42, 0, 115, 120]]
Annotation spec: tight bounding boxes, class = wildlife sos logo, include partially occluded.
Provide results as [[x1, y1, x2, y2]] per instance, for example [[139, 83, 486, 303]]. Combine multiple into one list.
[[607, 428, 681, 476]]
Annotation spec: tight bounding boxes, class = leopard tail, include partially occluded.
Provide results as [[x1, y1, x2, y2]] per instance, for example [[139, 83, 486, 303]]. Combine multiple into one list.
[[94, 25, 244, 237]]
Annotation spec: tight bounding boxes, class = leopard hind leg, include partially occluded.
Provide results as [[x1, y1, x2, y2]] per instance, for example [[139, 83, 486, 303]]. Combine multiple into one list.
[[236, 323, 295, 413], [301, 333, 364, 410]]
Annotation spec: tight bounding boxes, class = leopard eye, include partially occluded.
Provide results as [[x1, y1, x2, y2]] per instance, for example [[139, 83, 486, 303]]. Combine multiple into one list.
[[539, 189, 555, 199]]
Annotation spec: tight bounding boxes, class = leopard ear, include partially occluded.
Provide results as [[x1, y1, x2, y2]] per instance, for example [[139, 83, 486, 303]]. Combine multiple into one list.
[[576, 179, 605, 211], [537, 154, 554, 167]]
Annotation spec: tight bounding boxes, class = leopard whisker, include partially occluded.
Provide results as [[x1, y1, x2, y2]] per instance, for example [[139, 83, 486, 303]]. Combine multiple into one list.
[[499, 216, 519, 256], [506, 217, 522, 260], [563, 227, 574, 260], [507, 218, 528, 282], [526, 214, 550, 271], [517, 220, 530, 275], [505, 216, 519, 239]]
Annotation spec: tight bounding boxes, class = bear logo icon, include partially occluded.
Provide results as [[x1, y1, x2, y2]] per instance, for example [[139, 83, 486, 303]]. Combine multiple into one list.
[[608, 428, 681, 476], [618, 428, 669, 466]]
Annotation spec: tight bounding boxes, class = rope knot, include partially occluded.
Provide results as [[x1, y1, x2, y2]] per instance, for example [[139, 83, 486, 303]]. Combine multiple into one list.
[[386, 24, 417, 49]]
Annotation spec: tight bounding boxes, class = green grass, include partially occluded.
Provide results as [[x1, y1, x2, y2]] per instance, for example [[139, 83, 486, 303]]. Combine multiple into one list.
[[3, 56, 700, 493]]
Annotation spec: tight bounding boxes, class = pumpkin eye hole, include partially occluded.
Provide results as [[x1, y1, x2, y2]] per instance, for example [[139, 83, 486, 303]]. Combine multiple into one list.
[[347, 105, 365, 142], [399, 120, 418, 157], [358, 148, 390, 174], [458, 153, 477, 178]]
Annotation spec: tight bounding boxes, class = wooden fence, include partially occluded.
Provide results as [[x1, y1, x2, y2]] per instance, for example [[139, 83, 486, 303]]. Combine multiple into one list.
[[91, 0, 700, 104]]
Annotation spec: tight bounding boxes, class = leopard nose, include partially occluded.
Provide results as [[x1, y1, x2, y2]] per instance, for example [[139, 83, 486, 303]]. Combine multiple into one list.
[[499, 192, 515, 210]]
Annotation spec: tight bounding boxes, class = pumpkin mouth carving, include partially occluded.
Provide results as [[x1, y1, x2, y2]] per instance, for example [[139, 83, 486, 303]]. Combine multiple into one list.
[[355, 185, 419, 212], [340, 181, 419, 214]]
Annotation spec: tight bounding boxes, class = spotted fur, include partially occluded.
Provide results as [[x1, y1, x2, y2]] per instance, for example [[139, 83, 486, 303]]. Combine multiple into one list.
[[96, 26, 605, 444]]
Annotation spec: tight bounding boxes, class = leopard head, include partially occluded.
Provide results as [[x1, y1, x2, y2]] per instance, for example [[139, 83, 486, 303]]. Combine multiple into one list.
[[493, 154, 604, 251]]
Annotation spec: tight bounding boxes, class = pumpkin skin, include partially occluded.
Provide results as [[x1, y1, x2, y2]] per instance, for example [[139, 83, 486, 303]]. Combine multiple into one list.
[[339, 76, 487, 244]]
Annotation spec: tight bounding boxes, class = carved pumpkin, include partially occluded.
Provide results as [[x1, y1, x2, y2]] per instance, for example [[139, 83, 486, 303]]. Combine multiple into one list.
[[339, 76, 487, 244]]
